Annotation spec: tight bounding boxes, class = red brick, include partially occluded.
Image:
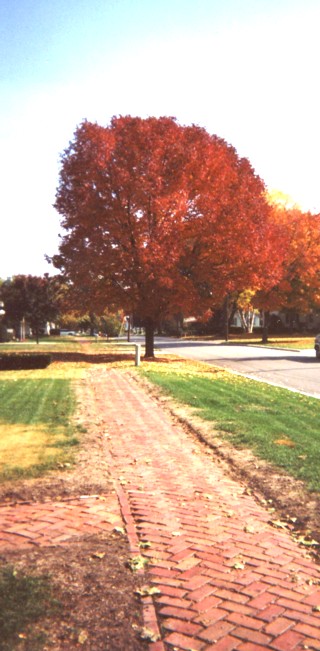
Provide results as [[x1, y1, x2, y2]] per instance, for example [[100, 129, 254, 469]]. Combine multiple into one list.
[[193, 594, 223, 612], [197, 551, 227, 564], [176, 556, 201, 571], [156, 595, 193, 609], [294, 621, 320, 639], [149, 567, 178, 578], [303, 590, 320, 606], [183, 575, 211, 590], [205, 634, 242, 650], [179, 565, 203, 580], [302, 638, 320, 651], [198, 619, 235, 642], [269, 629, 305, 651], [150, 558, 175, 569], [149, 641, 166, 651], [241, 581, 268, 597], [220, 601, 255, 616], [194, 607, 229, 626], [215, 589, 249, 604], [167, 541, 192, 555], [284, 609, 320, 628], [268, 554, 295, 566], [277, 597, 313, 613], [5, 528, 40, 540], [248, 591, 275, 610], [264, 617, 293, 636], [202, 559, 233, 574], [162, 617, 202, 636], [171, 548, 197, 562], [233, 572, 262, 587], [204, 569, 240, 586], [237, 644, 271, 651], [164, 631, 204, 650], [255, 565, 290, 581], [159, 606, 197, 620], [189, 583, 216, 602], [151, 576, 183, 588], [156, 584, 187, 598], [268, 585, 305, 601], [226, 612, 264, 631], [232, 626, 271, 645]]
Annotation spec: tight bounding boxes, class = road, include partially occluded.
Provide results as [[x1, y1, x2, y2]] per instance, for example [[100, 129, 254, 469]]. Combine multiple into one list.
[[151, 336, 320, 398]]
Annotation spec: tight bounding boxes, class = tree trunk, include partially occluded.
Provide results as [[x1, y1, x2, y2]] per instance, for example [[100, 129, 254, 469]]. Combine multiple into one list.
[[224, 294, 229, 341], [262, 310, 270, 344], [144, 317, 155, 357]]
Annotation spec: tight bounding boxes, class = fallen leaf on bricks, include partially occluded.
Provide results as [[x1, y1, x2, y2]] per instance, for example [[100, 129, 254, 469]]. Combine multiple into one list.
[[113, 526, 125, 535], [269, 519, 288, 529], [296, 536, 319, 547], [135, 586, 161, 597], [232, 561, 246, 570], [78, 630, 88, 644], [127, 555, 148, 571], [132, 625, 160, 642]]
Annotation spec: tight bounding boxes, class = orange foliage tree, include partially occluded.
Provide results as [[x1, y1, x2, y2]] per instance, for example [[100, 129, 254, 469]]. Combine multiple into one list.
[[52, 116, 281, 356], [254, 203, 320, 337]]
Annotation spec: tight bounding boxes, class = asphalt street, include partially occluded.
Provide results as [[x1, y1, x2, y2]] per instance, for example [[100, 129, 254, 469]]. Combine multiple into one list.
[[151, 336, 320, 399]]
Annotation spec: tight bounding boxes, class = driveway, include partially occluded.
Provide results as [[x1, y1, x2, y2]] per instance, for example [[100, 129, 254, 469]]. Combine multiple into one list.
[[152, 337, 320, 398]]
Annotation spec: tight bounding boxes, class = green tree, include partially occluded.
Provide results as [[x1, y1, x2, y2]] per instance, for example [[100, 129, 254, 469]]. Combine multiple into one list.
[[0, 275, 59, 343]]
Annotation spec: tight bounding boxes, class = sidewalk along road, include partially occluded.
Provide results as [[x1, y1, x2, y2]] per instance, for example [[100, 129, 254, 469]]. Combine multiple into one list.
[[91, 367, 320, 651]]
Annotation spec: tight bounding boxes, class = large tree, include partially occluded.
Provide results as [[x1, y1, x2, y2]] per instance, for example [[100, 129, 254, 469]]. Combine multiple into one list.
[[52, 116, 279, 356]]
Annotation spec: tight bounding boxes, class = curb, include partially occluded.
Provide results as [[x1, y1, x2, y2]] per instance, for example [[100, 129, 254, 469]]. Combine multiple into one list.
[[115, 484, 165, 650]]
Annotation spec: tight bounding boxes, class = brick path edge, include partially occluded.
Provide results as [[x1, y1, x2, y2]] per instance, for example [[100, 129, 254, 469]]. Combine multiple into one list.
[[115, 483, 165, 651]]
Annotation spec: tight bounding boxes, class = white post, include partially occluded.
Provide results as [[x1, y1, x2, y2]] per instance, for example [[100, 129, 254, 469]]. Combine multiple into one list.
[[134, 343, 141, 366]]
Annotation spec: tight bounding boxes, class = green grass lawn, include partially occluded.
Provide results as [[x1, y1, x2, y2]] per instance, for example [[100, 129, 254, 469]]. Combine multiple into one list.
[[0, 338, 84, 353], [141, 362, 320, 492], [0, 376, 77, 480]]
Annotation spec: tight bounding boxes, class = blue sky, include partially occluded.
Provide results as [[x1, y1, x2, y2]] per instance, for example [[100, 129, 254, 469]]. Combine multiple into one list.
[[1, 0, 320, 277]]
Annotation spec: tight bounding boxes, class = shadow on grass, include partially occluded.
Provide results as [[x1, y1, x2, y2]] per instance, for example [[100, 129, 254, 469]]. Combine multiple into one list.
[[50, 352, 175, 364], [51, 352, 132, 364]]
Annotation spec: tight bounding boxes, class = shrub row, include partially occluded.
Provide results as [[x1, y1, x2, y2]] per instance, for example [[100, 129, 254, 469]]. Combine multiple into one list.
[[0, 354, 52, 370]]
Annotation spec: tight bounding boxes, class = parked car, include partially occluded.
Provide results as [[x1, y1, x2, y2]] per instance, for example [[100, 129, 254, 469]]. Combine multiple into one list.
[[315, 334, 320, 358]]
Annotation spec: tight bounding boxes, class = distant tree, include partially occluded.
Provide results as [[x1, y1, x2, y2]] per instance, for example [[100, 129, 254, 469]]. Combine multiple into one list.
[[0, 275, 59, 343], [57, 308, 122, 337], [235, 290, 259, 333], [52, 116, 280, 356]]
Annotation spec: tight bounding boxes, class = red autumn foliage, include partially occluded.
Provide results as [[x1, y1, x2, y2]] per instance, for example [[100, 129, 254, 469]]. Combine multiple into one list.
[[52, 116, 281, 355], [254, 203, 320, 316]]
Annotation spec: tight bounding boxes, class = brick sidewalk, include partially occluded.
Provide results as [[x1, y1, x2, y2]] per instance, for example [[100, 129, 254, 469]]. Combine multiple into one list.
[[0, 494, 123, 549], [1, 366, 320, 650], [92, 368, 320, 651]]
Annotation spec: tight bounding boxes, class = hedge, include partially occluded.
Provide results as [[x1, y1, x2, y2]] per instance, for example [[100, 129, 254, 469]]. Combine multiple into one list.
[[0, 354, 52, 370]]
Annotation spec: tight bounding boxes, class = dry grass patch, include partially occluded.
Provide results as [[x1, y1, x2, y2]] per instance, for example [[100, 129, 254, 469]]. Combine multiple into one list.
[[0, 423, 71, 474]]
